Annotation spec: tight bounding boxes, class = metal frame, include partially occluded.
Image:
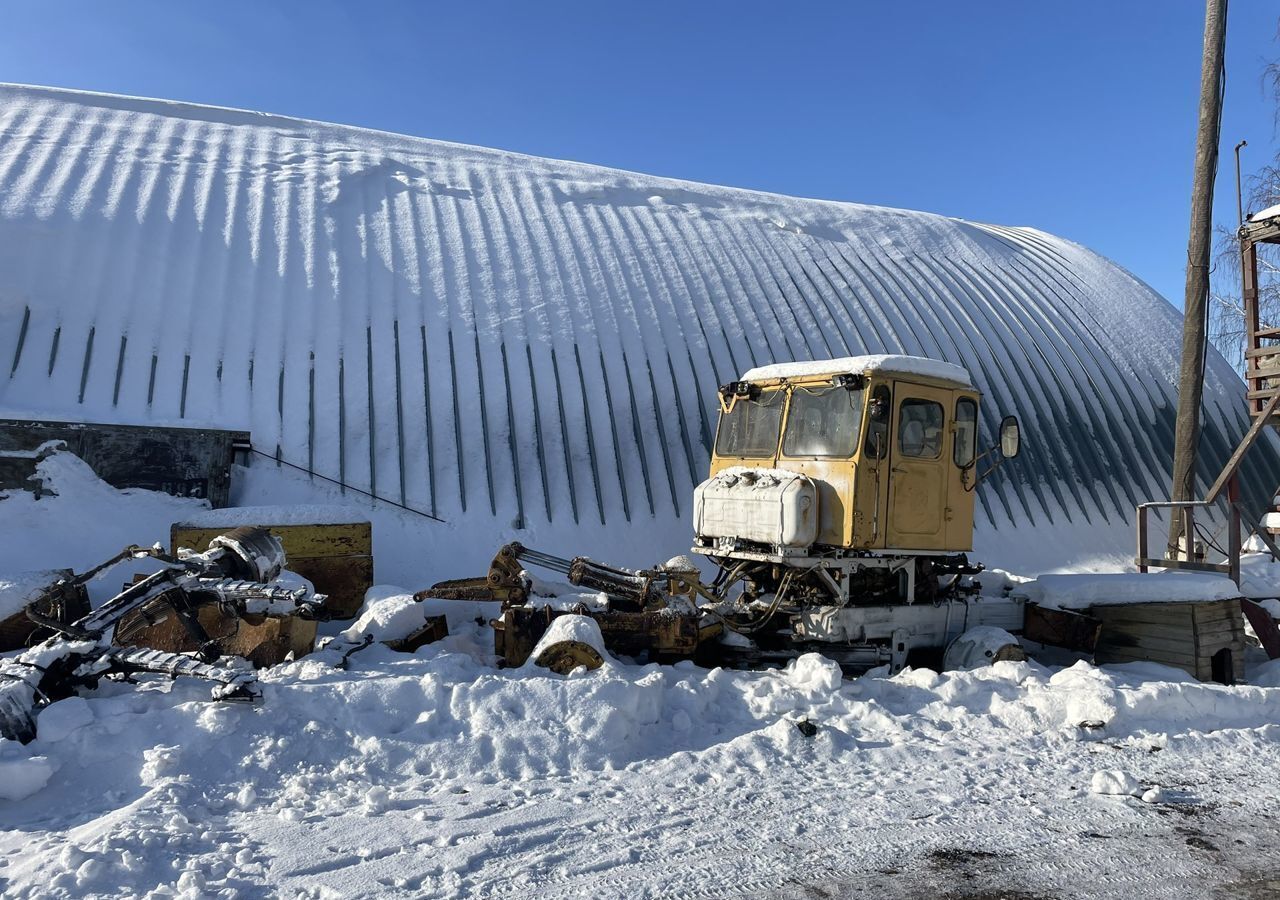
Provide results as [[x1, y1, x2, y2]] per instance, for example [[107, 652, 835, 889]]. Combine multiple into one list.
[[1150, 214, 1280, 583], [693, 545, 920, 605], [1136, 490, 1241, 585]]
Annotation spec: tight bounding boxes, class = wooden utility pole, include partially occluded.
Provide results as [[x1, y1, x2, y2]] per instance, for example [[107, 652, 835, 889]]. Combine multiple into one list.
[[1168, 0, 1228, 557]]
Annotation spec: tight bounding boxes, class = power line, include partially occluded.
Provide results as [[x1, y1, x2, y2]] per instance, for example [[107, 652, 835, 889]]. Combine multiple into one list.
[[247, 446, 447, 524]]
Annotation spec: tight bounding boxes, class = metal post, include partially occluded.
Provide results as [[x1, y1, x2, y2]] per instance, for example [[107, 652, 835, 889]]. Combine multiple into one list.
[[1228, 476, 1242, 585], [1137, 505, 1149, 573], [1235, 140, 1247, 228]]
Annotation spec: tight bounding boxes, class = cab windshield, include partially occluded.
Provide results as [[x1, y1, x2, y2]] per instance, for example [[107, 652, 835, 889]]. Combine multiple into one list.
[[782, 385, 864, 457], [715, 388, 784, 457]]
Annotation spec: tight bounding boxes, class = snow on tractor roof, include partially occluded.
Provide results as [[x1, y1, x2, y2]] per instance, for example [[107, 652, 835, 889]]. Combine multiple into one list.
[[741, 355, 973, 387]]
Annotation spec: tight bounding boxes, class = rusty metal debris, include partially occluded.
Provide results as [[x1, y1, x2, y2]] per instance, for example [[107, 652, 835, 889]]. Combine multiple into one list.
[[0, 526, 330, 743], [415, 543, 530, 607], [418, 543, 721, 668]]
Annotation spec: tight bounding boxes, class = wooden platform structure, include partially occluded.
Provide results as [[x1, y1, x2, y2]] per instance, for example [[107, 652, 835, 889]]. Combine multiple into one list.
[[1241, 211, 1280, 419], [1135, 210, 1280, 582], [1091, 599, 1245, 684]]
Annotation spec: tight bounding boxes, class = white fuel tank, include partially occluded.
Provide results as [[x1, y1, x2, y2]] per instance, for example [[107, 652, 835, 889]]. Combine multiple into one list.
[[692, 467, 818, 548]]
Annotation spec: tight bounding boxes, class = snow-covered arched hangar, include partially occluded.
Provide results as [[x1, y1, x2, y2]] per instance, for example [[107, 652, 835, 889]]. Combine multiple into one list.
[[0, 83, 1273, 577]]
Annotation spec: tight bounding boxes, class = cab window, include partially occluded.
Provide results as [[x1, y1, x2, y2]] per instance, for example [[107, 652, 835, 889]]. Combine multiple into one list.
[[954, 398, 977, 467], [714, 389, 784, 457], [863, 385, 891, 459], [898, 399, 944, 459], [782, 385, 863, 457]]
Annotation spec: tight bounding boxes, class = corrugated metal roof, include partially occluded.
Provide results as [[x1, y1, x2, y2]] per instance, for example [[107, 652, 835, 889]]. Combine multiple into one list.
[[0, 83, 1273, 564]]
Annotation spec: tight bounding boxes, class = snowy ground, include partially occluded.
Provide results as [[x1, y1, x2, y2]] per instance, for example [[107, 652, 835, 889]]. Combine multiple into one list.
[[2, 458, 1280, 899], [3, 626, 1280, 899]]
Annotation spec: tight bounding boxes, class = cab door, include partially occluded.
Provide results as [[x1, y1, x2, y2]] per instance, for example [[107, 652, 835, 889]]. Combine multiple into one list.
[[885, 384, 949, 550]]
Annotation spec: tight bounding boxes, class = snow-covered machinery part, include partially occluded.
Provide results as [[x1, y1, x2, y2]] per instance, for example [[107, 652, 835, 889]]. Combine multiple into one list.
[[528, 615, 609, 674], [693, 468, 818, 549], [942, 627, 1027, 671], [0, 527, 328, 744], [419, 542, 722, 666], [418, 542, 719, 612], [183, 525, 288, 583]]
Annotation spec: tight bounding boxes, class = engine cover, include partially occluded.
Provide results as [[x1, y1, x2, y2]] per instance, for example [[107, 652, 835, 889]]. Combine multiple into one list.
[[692, 467, 818, 548]]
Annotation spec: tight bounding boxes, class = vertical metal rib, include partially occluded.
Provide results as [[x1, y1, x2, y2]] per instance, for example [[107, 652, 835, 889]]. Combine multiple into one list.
[[8, 305, 29, 377], [147, 353, 158, 406], [526, 344, 551, 523], [687, 348, 713, 452], [48, 326, 61, 376], [500, 343, 525, 528], [365, 325, 376, 499], [420, 325, 437, 517], [551, 347, 581, 525], [667, 352, 702, 484], [338, 356, 346, 493], [276, 364, 284, 463], [111, 334, 127, 406], [599, 349, 631, 522], [179, 353, 190, 418], [646, 359, 680, 516], [624, 358, 656, 516], [447, 330, 466, 512], [307, 351, 316, 477], [76, 326, 95, 404], [392, 321, 407, 506], [474, 331, 496, 516], [574, 344, 606, 524]]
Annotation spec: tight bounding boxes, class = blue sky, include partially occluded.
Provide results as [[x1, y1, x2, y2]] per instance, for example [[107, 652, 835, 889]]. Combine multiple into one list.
[[1, 1, 1277, 308]]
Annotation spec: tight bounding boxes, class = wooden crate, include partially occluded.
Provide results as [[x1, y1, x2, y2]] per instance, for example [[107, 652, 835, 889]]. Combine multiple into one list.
[[1091, 599, 1244, 683], [171, 519, 373, 619]]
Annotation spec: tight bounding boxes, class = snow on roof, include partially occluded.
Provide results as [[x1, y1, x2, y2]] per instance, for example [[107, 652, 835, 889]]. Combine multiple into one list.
[[1249, 203, 1280, 222], [0, 83, 1275, 579], [741, 355, 973, 386], [1018, 572, 1240, 611]]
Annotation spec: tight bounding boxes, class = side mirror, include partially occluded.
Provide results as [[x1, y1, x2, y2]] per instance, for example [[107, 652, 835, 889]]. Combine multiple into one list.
[[999, 415, 1020, 459]]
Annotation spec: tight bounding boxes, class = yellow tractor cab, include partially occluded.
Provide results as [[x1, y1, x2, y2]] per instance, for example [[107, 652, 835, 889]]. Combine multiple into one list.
[[699, 354, 987, 555], [691, 355, 1022, 669]]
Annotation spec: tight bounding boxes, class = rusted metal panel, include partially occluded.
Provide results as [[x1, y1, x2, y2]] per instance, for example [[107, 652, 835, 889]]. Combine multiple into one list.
[[1241, 598, 1280, 659], [287, 556, 374, 619], [171, 522, 373, 619], [384, 614, 448, 653], [491, 604, 712, 668], [115, 603, 318, 668], [0, 419, 248, 507]]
